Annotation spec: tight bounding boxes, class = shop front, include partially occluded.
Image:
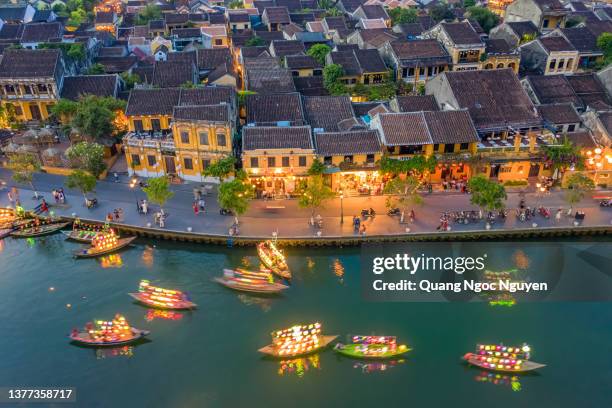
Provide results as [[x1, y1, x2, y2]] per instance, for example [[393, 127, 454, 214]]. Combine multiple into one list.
[[248, 173, 309, 199], [328, 169, 386, 195]]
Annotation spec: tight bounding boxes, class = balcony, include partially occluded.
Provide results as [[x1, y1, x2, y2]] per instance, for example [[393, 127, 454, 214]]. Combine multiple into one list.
[[124, 131, 174, 150]]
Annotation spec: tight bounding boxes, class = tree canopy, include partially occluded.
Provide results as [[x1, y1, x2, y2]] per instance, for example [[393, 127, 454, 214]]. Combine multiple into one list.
[[245, 36, 265, 46], [65, 169, 96, 200], [298, 175, 335, 214], [307, 158, 326, 176], [65, 141, 106, 178], [306, 44, 331, 65], [468, 175, 507, 211], [563, 173, 595, 205], [66, 95, 126, 142], [218, 178, 252, 216], [389, 7, 417, 25], [430, 4, 454, 22], [203, 156, 236, 181], [379, 156, 437, 176], [542, 137, 584, 173], [135, 4, 162, 25], [597, 33, 612, 67], [323, 64, 346, 95], [467, 6, 500, 33], [383, 176, 423, 209], [87, 63, 105, 75], [143, 176, 174, 209], [7, 153, 40, 190]]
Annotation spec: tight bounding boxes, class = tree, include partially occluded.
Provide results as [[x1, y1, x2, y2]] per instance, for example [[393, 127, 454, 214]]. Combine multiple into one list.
[[120, 72, 141, 90], [597, 33, 612, 67], [307, 158, 326, 176], [388, 7, 417, 25], [323, 63, 344, 90], [467, 6, 500, 33], [430, 4, 454, 22], [71, 95, 127, 142], [245, 36, 265, 46], [379, 155, 437, 177], [50, 98, 78, 119], [203, 156, 236, 182], [65, 170, 96, 204], [464, 0, 476, 7], [306, 44, 331, 65], [6, 153, 41, 198], [563, 173, 595, 206], [383, 176, 423, 212], [468, 175, 507, 217], [298, 175, 335, 216], [65, 141, 106, 178], [67, 8, 87, 27], [142, 176, 174, 212], [228, 0, 244, 8], [218, 178, 252, 217], [135, 4, 161, 25], [87, 63, 105, 75], [542, 137, 584, 179]]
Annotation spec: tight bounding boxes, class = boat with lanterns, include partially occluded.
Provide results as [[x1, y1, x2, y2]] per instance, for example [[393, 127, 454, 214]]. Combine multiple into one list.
[[0, 228, 12, 239], [258, 323, 338, 358], [63, 220, 110, 243], [69, 314, 149, 347], [74, 231, 136, 258], [0, 207, 16, 229], [128, 280, 197, 310], [257, 240, 291, 279], [11, 221, 70, 238], [214, 269, 289, 294], [334, 335, 411, 359], [463, 344, 546, 373]]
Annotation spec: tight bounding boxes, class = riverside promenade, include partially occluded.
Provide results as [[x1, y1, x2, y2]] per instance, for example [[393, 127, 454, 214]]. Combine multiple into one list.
[[1, 169, 611, 243]]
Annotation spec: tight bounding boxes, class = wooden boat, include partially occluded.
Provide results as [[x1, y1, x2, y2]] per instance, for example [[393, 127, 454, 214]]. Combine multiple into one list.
[[213, 276, 289, 294], [62, 229, 99, 243], [74, 236, 136, 258], [334, 342, 411, 359], [257, 241, 291, 279], [231, 268, 273, 281], [463, 352, 546, 373], [0, 228, 12, 239], [128, 292, 196, 309], [70, 327, 149, 347], [11, 222, 70, 238], [259, 335, 338, 358], [128, 280, 196, 310]]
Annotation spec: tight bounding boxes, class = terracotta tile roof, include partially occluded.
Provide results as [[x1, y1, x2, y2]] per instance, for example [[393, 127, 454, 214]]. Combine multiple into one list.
[[20, 22, 62, 43], [0, 49, 61, 78], [340, 0, 366, 13], [281, 22, 304, 37], [270, 39, 305, 57], [132, 65, 154, 84], [263, 7, 291, 24], [393, 95, 439, 112], [172, 27, 202, 38], [323, 16, 347, 31], [533, 0, 566, 12], [95, 11, 115, 25], [197, 48, 232, 70], [417, 15, 435, 31], [485, 38, 514, 54], [526, 74, 580, 106], [352, 101, 388, 116], [208, 13, 226, 25], [537, 103, 581, 125], [358, 5, 389, 20], [539, 36, 575, 53], [60, 75, 118, 101], [246, 67, 296, 93], [242, 126, 313, 150], [356, 28, 398, 47], [565, 130, 596, 148], [152, 61, 195, 88], [289, 12, 316, 25], [125, 88, 181, 116], [506, 21, 539, 39], [178, 87, 235, 106], [98, 46, 126, 57], [276, 0, 302, 12], [246, 92, 305, 125], [285, 55, 322, 69], [389, 39, 450, 67], [229, 12, 250, 23], [443, 69, 542, 130], [293, 75, 328, 96], [423, 110, 479, 144], [240, 46, 270, 59], [0, 23, 23, 40], [440, 22, 482, 45], [328, 49, 387, 76], [254, 0, 275, 14], [94, 56, 138, 73], [173, 104, 230, 122], [585, 20, 612, 38], [378, 112, 432, 145], [566, 73, 612, 108], [304, 96, 356, 131], [560, 27, 599, 53], [201, 25, 227, 38], [315, 129, 381, 155], [255, 30, 285, 43]]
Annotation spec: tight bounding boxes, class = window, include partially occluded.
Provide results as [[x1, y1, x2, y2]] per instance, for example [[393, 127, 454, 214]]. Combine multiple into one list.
[[549, 59, 556, 70], [298, 156, 307, 167], [324, 156, 332, 165], [215, 39, 223, 46], [282, 156, 290, 167], [292, 70, 299, 77], [151, 118, 161, 131], [427, 67, 433, 76], [5, 85, 15, 94], [444, 144, 455, 153], [199, 131, 209, 145], [13, 104, 23, 116], [131, 154, 141, 166], [460, 143, 469, 151], [543, 19, 549, 28], [250, 157, 259, 168], [408, 68, 415, 77], [567, 124, 576, 132], [399, 145, 422, 154], [567, 59, 573, 70], [202, 159, 211, 169], [419, 67, 425, 76], [180, 131, 190, 144], [433, 143, 440, 152], [133, 119, 144, 132], [147, 155, 157, 166], [37, 84, 47, 93], [372, 74, 383, 84], [500, 166, 512, 173], [313, 69, 322, 76], [184, 157, 193, 170], [23, 85, 33, 95], [496, 63, 504, 69], [217, 133, 226, 147], [366, 154, 375, 163], [558, 59, 565, 69], [267, 157, 276, 167], [343, 155, 353, 163]]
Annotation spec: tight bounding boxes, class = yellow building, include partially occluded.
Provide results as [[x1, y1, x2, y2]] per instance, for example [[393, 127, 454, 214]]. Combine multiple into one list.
[[242, 126, 315, 198], [482, 39, 520, 73], [424, 22, 485, 72], [0, 49, 64, 123]]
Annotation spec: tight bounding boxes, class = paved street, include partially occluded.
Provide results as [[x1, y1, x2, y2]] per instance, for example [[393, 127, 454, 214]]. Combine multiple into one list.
[[0, 168, 610, 238]]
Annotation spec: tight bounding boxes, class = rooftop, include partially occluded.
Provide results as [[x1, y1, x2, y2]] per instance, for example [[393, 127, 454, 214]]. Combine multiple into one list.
[[536, 103, 581, 125], [246, 92, 305, 125], [173, 104, 230, 122], [60, 75, 118, 101], [151, 61, 195, 88], [538, 36, 575, 53], [0, 49, 61, 79], [440, 22, 482, 45], [304, 96, 356, 132], [20, 22, 62, 43], [315, 129, 381, 156], [393, 95, 439, 112], [242, 126, 313, 150]]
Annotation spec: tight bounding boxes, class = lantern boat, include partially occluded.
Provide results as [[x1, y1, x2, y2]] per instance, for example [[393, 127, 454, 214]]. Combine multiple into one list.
[[0, 207, 16, 229], [74, 232, 136, 258], [257, 241, 291, 279], [69, 314, 149, 347], [334, 335, 411, 359], [232, 267, 273, 281], [64, 220, 111, 243], [463, 344, 546, 373], [214, 269, 289, 294], [128, 280, 196, 310], [258, 323, 338, 358], [0, 228, 12, 239], [11, 221, 70, 237]]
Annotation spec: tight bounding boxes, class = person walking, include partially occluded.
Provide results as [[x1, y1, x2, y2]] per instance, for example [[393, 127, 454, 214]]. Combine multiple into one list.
[[142, 200, 148, 215], [193, 202, 199, 216], [40, 199, 49, 214]]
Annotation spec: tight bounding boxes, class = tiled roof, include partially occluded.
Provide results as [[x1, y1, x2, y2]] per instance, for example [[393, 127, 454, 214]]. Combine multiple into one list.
[[270, 39, 305, 57], [289, 12, 316, 25], [178, 87, 235, 106], [566, 73, 612, 108], [240, 46, 270, 59], [389, 39, 450, 66], [254, 0, 275, 14], [167, 50, 197, 65], [95, 11, 115, 25], [304, 96, 356, 131], [21, 22, 62, 43], [585, 21, 612, 38], [149, 19, 165, 30], [263, 7, 291, 24], [208, 13, 226, 25], [132, 65, 154, 84], [378, 112, 432, 145], [197, 48, 232, 70], [356, 28, 398, 47], [315, 129, 381, 155], [246, 67, 296, 93], [164, 13, 189, 24], [94, 56, 138, 73], [533, 0, 566, 11], [229, 12, 250, 23], [244, 55, 281, 70], [485, 38, 513, 54], [560, 27, 599, 53], [98, 46, 126, 57], [152, 61, 195, 88], [246, 92, 305, 125], [255, 30, 285, 42], [173, 104, 230, 122], [0, 49, 60, 78], [340, 0, 366, 13], [393, 95, 439, 112], [276, 0, 302, 12], [201, 25, 227, 37], [125, 88, 181, 116], [565, 130, 596, 148], [0, 23, 23, 40], [285, 55, 322, 69], [281, 22, 304, 37], [539, 36, 575, 53], [526, 74, 581, 106], [358, 4, 389, 20], [293, 75, 328, 96], [352, 101, 388, 116], [417, 15, 435, 31], [172, 27, 202, 38], [506, 21, 539, 39], [242, 126, 313, 150], [60, 75, 118, 101], [423, 110, 479, 144], [328, 49, 386, 76], [537, 103, 581, 125], [396, 23, 424, 37], [443, 69, 542, 130], [323, 16, 347, 31], [441, 22, 482, 45]]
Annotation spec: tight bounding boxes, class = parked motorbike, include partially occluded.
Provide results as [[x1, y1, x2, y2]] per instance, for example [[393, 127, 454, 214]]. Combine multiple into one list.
[[85, 198, 98, 209], [387, 208, 401, 216], [361, 208, 376, 218], [600, 199, 611, 207]]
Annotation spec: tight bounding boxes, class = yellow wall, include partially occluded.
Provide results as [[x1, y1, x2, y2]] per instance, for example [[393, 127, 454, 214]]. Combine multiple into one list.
[[2, 100, 55, 122], [482, 55, 520, 73], [541, 15, 565, 30], [544, 52, 578, 75], [243, 151, 315, 176], [325, 152, 382, 166], [128, 115, 172, 131]]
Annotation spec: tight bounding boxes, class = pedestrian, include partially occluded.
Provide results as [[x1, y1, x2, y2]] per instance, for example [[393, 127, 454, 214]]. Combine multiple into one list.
[[159, 213, 165, 228], [40, 199, 49, 213], [52, 189, 58, 203], [142, 200, 148, 215], [193, 202, 199, 216], [59, 189, 65, 204], [428, 183, 433, 194], [555, 208, 562, 223], [114, 172, 119, 183], [198, 198, 205, 212], [137, 200, 142, 214], [409, 209, 415, 223], [106, 213, 113, 223], [359, 223, 366, 236], [7, 190, 14, 205]]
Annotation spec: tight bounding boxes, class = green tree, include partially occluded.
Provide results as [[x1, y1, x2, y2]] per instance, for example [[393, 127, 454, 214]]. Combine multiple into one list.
[[307, 158, 326, 176], [563, 173, 595, 206], [203, 156, 236, 182], [464, 0, 476, 7], [67, 8, 87, 27], [7, 153, 41, 198], [228, 0, 244, 8], [65, 141, 106, 178], [120, 72, 141, 90], [542, 137, 584, 179], [323, 63, 345, 93], [142, 176, 174, 212], [597, 33, 612, 66], [65, 169, 97, 204], [383, 176, 423, 211], [50, 98, 78, 118], [379, 155, 437, 177], [245, 36, 265, 46], [298, 175, 335, 216], [135, 4, 162, 25], [71, 95, 126, 142], [467, 175, 507, 217], [388, 7, 417, 25], [87, 63, 105, 74], [430, 4, 454, 22], [217, 178, 252, 217], [467, 6, 500, 33], [306, 44, 331, 65]]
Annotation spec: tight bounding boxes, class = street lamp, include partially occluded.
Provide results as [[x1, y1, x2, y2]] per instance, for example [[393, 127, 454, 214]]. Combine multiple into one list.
[[339, 191, 344, 225]]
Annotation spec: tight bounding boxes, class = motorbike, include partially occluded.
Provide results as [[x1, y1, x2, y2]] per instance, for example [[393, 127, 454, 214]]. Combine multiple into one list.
[[600, 199, 611, 207], [538, 206, 551, 218], [361, 208, 376, 218], [85, 198, 98, 209], [387, 208, 401, 216], [219, 208, 233, 216]]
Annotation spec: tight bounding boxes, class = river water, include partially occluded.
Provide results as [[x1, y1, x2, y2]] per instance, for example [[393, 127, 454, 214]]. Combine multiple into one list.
[[0, 236, 610, 408]]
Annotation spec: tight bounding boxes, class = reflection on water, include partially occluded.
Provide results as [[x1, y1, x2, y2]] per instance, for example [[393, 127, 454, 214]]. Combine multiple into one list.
[[141, 245, 154, 267], [277, 354, 321, 378], [95, 345, 134, 360], [332, 258, 345, 284], [353, 359, 405, 374], [26, 237, 35, 247], [144, 309, 184, 322], [481, 269, 523, 307], [306, 257, 315, 270], [513, 250, 530, 270], [98, 254, 123, 268], [474, 371, 522, 392], [237, 294, 272, 312], [0, 239, 4, 252]]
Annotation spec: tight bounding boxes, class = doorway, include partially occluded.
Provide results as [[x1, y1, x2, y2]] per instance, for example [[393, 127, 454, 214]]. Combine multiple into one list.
[[30, 103, 42, 121], [164, 156, 176, 174]]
